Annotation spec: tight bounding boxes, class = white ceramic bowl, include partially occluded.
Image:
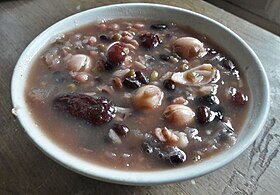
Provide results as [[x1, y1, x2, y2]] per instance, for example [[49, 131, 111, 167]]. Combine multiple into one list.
[[11, 3, 269, 185]]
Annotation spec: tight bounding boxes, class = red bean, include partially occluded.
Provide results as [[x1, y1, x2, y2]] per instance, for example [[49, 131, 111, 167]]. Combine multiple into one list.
[[106, 42, 127, 69]]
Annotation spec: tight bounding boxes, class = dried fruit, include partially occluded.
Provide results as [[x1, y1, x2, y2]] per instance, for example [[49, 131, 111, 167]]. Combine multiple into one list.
[[106, 42, 127, 69], [196, 106, 215, 124], [53, 93, 116, 125], [168, 147, 187, 165], [231, 90, 248, 106], [112, 123, 130, 136], [135, 71, 149, 84], [163, 79, 176, 90], [139, 33, 161, 49], [122, 77, 142, 89]]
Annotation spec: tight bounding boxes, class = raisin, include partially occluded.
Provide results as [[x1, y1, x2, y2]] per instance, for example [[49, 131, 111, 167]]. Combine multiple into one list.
[[135, 71, 149, 84], [53, 93, 116, 125], [122, 78, 141, 89], [163, 79, 176, 90], [139, 33, 161, 49], [197, 106, 215, 124], [151, 24, 168, 30], [112, 123, 129, 136], [231, 90, 248, 106]]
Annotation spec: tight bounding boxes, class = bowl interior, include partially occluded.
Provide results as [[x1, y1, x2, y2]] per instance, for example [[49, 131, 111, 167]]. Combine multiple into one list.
[[11, 3, 269, 185]]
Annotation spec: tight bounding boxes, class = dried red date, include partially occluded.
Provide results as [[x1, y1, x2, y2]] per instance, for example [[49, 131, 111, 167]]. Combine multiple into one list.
[[53, 93, 116, 125]]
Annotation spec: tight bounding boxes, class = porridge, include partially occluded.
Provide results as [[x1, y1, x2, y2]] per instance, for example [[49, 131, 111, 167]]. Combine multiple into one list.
[[25, 19, 249, 170]]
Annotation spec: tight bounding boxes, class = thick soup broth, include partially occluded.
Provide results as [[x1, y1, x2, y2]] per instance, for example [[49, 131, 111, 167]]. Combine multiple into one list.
[[25, 19, 250, 170]]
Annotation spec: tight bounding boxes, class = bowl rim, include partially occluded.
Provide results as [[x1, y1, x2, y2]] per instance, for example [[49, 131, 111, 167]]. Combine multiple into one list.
[[11, 3, 270, 185]]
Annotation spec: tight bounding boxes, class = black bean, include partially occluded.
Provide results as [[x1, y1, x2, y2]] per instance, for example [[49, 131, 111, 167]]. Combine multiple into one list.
[[122, 78, 141, 89], [112, 123, 129, 136], [151, 24, 168, 30], [169, 149, 187, 165], [163, 79, 176, 90], [135, 71, 149, 84], [99, 34, 111, 42], [196, 95, 220, 106], [159, 54, 170, 61]]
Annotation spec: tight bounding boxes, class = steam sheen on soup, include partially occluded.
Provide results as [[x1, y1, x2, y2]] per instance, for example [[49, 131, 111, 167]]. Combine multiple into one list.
[[25, 19, 249, 170]]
